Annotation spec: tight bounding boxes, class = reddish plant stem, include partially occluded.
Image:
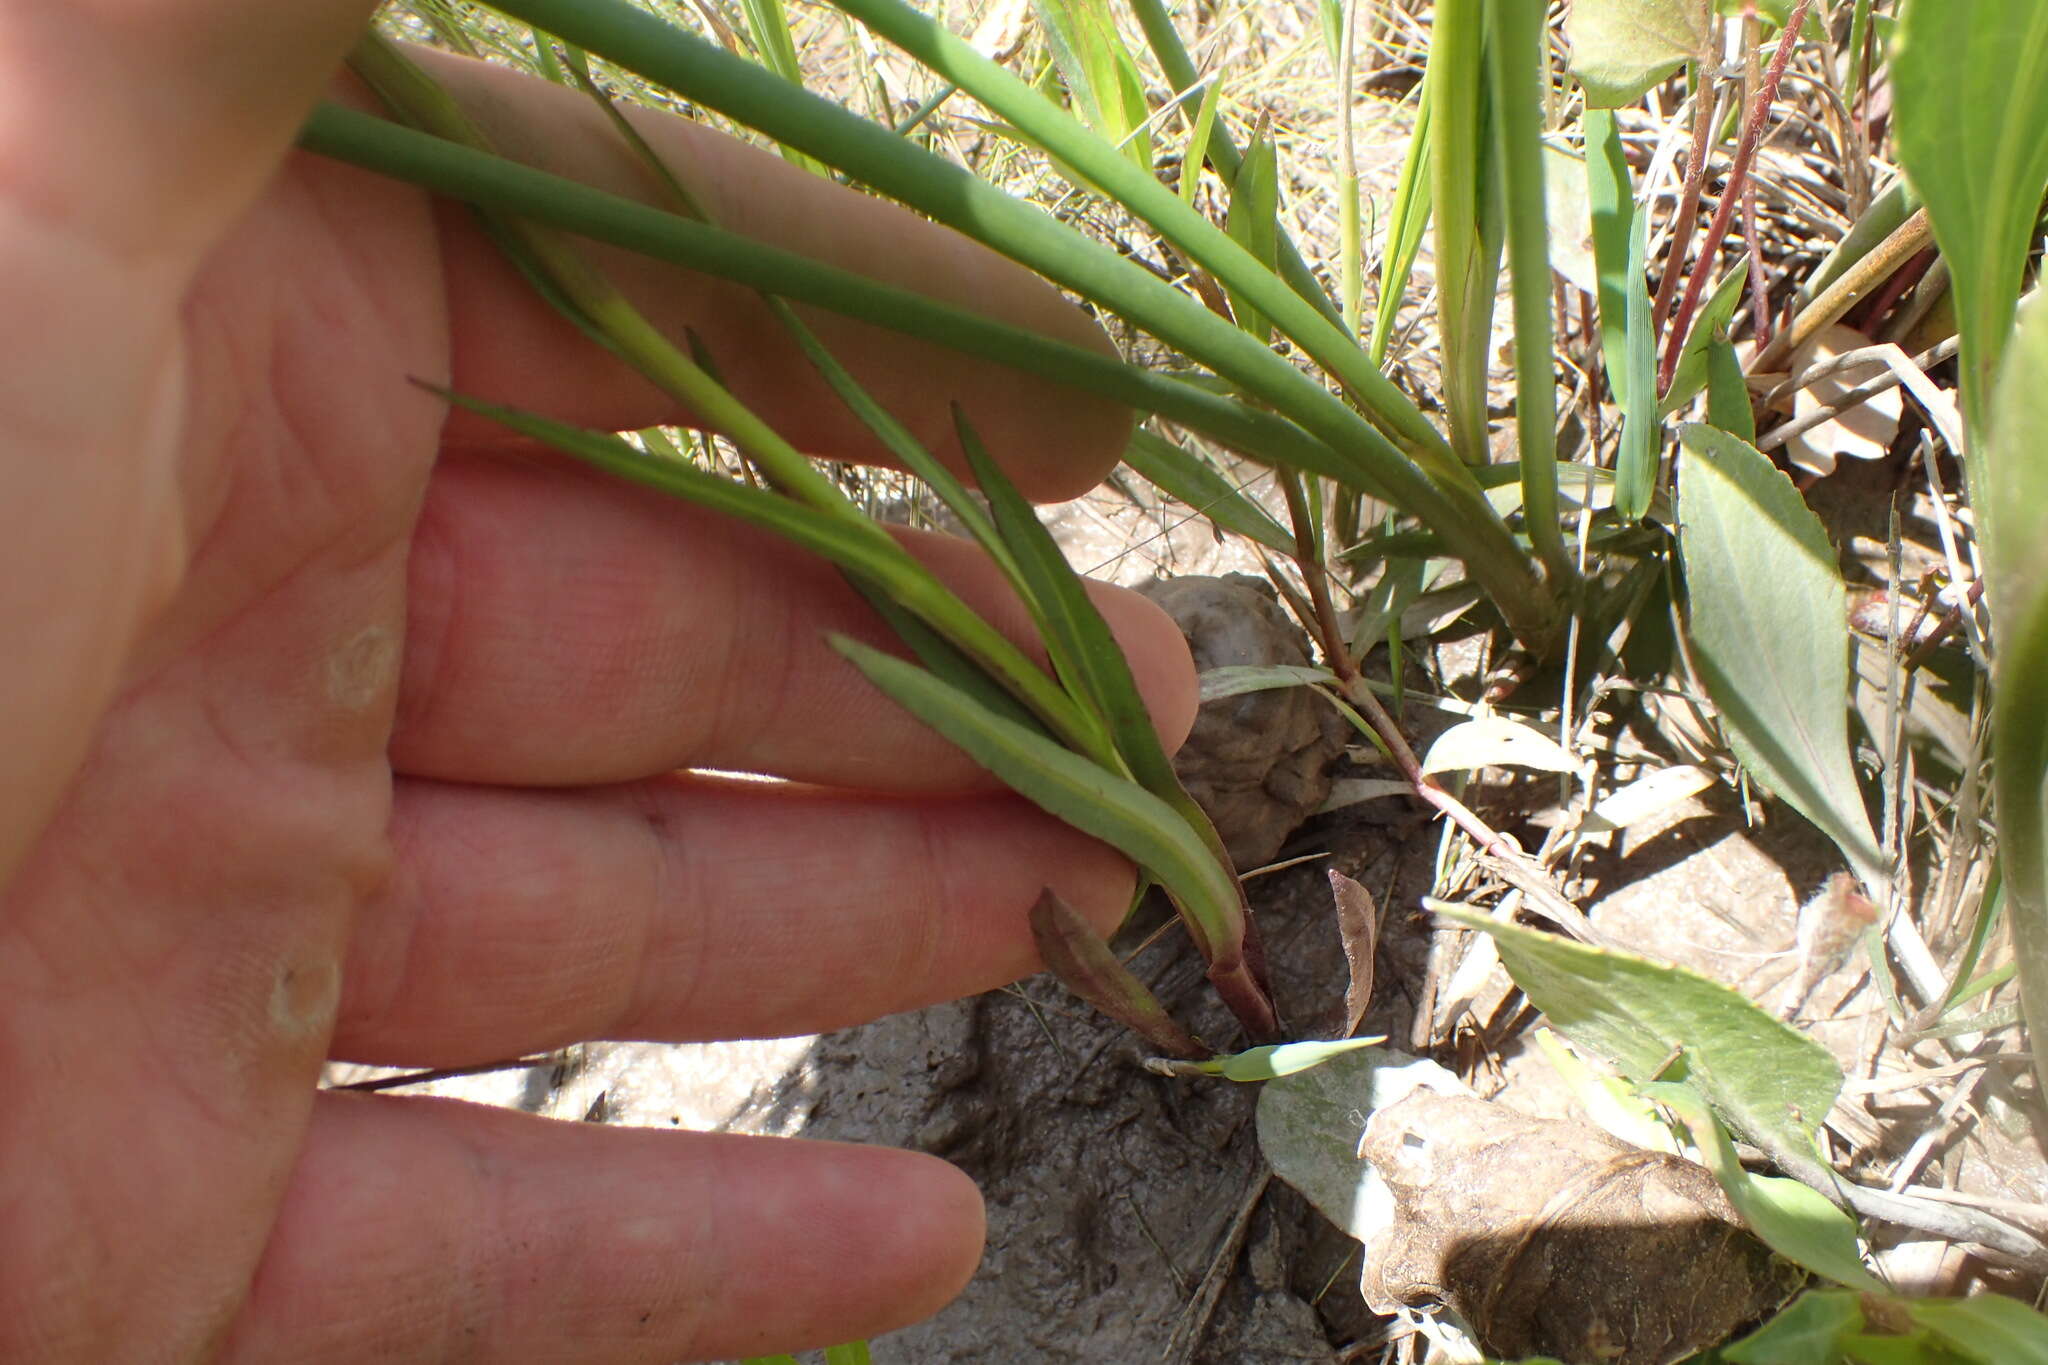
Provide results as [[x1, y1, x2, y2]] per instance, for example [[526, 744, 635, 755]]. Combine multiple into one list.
[[1209, 954, 1282, 1042], [1278, 472, 1351, 678], [1855, 245, 1935, 334], [1902, 578, 1985, 674], [1649, 75, 1725, 343], [1660, 0, 1814, 392], [1331, 671, 1610, 946]]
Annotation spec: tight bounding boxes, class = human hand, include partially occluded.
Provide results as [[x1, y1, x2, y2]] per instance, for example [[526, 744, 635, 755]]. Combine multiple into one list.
[[0, 8, 1195, 1359]]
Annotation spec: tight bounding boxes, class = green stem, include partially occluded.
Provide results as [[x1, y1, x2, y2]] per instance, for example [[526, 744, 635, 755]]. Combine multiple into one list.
[[1125, 0, 1348, 332], [301, 100, 1563, 653], [1485, 0, 1572, 587]]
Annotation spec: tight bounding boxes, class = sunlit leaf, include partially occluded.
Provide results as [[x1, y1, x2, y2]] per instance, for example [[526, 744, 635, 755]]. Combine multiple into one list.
[[1660, 261, 1750, 416], [1194, 1036, 1386, 1082], [1567, 0, 1711, 108], [1615, 210, 1659, 520], [1723, 1289, 1864, 1364], [1434, 905, 1844, 1178], [1983, 299, 2048, 1112], [1910, 1292, 2048, 1365], [1891, 0, 2048, 446], [1675, 423, 1885, 889], [1255, 1046, 1469, 1238], [1649, 1084, 1881, 1290], [1421, 716, 1581, 775], [1222, 117, 1280, 343], [1198, 664, 1337, 702], [1121, 429, 1294, 551], [1584, 108, 1637, 408]]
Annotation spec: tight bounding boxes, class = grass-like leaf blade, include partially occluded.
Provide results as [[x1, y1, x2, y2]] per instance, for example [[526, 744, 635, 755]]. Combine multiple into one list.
[[1121, 429, 1294, 551], [1891, 1, 2048, 456], [1984, 299, 2048, 1110], [1030, 889, 1208, 1059], [831, 636, 1246, 963]]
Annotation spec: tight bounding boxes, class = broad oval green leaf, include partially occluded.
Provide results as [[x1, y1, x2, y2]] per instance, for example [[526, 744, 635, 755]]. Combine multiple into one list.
[[1648, 1083, 1881, 1291], [1433, 905, 1844, 1178], [1566, 0, 1712, 109], [1723, 1289, 1864, 1364], [1254, 1046, 1468, 1238], [1675, 423, 1885, 890], [1909, 1293, 2048, 1365]]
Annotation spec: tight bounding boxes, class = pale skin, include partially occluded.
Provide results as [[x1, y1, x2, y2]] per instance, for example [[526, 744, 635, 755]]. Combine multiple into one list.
[[0, 6, 1197, 1360]]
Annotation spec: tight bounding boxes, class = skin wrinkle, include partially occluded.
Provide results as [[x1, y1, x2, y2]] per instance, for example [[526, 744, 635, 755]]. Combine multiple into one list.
[[622, 779, 713, 1041], [902, 798, 960, 1018]]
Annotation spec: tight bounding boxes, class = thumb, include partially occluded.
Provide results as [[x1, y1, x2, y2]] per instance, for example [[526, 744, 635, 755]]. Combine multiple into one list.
[[0, 2, 375, 879]]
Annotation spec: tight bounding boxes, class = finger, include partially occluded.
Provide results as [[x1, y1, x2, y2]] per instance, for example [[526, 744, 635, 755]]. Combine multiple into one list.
[[390, 451, 1197, 791], [222, 1092, 982, 1364], [411, 49, 1130, 503], [334, 772, 1135, 1065]]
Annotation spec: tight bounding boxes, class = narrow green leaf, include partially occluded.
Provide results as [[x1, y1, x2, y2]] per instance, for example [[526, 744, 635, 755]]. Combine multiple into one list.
[[1566, 0, 1711, 108], [823, 1344, 874, 1365], [1196, 1036, 1385, 1082], [1910, 1293, 2048, 1365], [1584, 107, 1637, 408], [1426, 0, 1505, 466], [1984, 298, 2048, 1111], [1121, 429, 1293, 551], [433, 389, 1105, 754], [1199, 663, 1337, 701], [1649, 1084, 1881, 1290], [1031, 0, 1109, 134], [1891, 0, 2048, 456], [955, 414, 1247, 910], [1676, 423, 1885, 889], [831, 636, 1245, 961], [1706, 332, 1756, 442], [952, 414, 1152, 763], [1433, 905, 1844, 1181], [732, 0, 829, 175], [1177, 74, 1224, 207], [1616, 210, 1659, 521], [1488, 0, 1570, 583], [296, 104, 1364, 489], [1660, 260, 1750, 416], [1317, 0, 1344, 69], [1222, 117, 1280, 344], [1940, 870, 2003, 1010], [767, 298, 1013, 576], [1127, 0, 1348, 329], [1032, 889, 1210, 1060], [1370, 84, 1434, 368]]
